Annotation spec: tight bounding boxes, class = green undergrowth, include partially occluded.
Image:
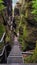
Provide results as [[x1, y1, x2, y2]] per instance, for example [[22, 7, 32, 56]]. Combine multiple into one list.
[[5, 34, 11, 43], [24, 41, 37, 63], [19, 24, 29, 51], [19, 34, 28, 51], [0, 24, 5, 39], [0, 42, 4, 52], [0, 24, 5, 51]]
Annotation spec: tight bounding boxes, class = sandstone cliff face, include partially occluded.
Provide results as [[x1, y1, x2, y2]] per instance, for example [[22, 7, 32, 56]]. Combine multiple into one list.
[[19, 17, 37, 50], [25, 24, 37, 43]]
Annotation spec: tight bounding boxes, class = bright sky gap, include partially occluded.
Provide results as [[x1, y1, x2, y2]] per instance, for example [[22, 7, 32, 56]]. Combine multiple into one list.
[[12, 0, 19, 9]]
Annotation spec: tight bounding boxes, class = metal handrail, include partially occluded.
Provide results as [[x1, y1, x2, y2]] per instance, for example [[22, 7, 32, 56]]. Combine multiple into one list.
[[0, 32, 11, 57], [0, 46, 5, 56], [0, 32, 6, 57], [0, 32, 6, 43], [0, 44, 8, 57]]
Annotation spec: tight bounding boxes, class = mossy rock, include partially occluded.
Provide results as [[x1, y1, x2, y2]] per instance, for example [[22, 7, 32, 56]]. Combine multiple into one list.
[[24, 26, 37, 43]]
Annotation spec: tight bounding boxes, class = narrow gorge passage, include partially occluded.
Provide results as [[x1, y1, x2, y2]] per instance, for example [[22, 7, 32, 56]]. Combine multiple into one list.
[[7, 36, 24, 64]]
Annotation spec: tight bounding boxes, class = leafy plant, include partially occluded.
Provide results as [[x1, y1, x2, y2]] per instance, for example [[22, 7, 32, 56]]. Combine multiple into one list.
[[32, 0, 37, 21], [0, 0, 5, 11], [32, 41, 37, 63]]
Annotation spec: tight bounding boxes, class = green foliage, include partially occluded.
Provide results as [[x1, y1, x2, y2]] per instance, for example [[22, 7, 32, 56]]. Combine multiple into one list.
[[18, 15, 30, 51], [22, 41, 28, 51], [0, 42, 4, 51], [0, 0, 5, 11], [32, 41, 37, 63], [19, 25, 29, 51], [0, 23, 5, 51], [32, 0, 37, 21], [5, 35, 11, 43], [24, 41, 37, 63], [24, 55, 32, 63], [0, 24, 5, 38], [0, 0, 3, 3], [0, 0, 6, 51], [32, 0, 37, 14], [23, 25, 28, 38], [19, 35, 28, 51]]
